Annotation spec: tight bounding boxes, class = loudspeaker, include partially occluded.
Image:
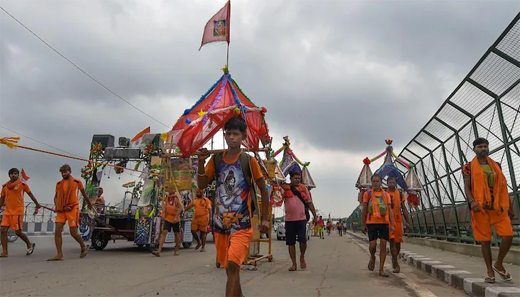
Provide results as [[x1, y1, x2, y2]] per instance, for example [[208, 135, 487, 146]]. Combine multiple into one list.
[[104, 147, 141, 159], [92, 134, 115, 150], [141, 133, 164, 149], [118, 137, 130, 147]]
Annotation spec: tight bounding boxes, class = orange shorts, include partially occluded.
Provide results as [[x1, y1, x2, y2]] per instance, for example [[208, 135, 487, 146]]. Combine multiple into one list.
[[214, 228, 253, 268], [471, 209, 513, 242], [56, 207, 80, 228], [1, 214, 23, 231], [390, 221, 403, 243], [191, 216, 209, 233]]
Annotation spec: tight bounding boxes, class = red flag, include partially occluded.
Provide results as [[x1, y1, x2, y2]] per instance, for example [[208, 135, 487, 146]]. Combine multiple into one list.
[[21, 169, 29, 182], [199, 1, 230, 50]]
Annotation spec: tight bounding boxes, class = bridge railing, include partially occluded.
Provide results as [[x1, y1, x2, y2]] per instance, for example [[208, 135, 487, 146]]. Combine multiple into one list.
[[347, 13, 520, 246], [23, 202, 57, 223]]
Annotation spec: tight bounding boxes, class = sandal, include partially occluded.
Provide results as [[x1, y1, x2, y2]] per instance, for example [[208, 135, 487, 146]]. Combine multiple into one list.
[[47, 256, 63, 261], [0, 254, 8, 258], [80, 245, 89, 259], [26, 243, 35, 256], [174, 251, 180, 256], [368, 256, 376, 271], [493, 265, 512, 282], [485, 276, 496, 283], [379, 271, 390, 277], [288, 264, 297, 271], [300, 259, 307, 269], [152, 251, 160, 257]]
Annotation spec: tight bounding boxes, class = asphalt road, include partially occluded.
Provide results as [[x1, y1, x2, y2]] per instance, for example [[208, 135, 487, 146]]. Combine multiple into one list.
[[0, 231, 466, 297]]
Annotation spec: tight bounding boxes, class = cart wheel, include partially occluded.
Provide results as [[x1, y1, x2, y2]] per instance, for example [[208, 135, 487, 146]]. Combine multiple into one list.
[[91, 231, 109, 251], [136, 244, 145, 248], [268, 255, 273, 262]]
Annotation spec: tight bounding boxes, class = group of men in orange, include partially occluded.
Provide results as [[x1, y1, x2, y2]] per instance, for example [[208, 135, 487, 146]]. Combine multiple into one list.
[[359, 137, 514, 283], [1, 164, 94, 260], [0, 117, 271, 297], [152, 188, 212, 257]]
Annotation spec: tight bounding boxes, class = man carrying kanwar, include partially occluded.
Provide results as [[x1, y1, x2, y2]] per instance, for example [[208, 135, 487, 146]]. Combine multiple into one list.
[[463, 137, 514, 283]]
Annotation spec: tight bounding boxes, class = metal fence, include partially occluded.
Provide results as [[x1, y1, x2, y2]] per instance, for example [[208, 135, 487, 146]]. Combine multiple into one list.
[[348, 13, 520, 245], [23, 203, 56, 223]]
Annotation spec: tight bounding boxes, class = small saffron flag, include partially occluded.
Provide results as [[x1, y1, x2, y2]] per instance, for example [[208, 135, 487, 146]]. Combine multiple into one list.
[[21, 169, 29, 182], [131, 126, 151, 147], [199, 0, 231, 50]]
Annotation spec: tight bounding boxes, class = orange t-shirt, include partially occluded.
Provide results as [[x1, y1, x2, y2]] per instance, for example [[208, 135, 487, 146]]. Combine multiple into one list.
[[387, 188, 404, 222], [363, 190, 391, 225], [1, 181, 31, 215], [162, 197, 182, 223], [55, 178, 84, 207], [189, 197, 212, 219]]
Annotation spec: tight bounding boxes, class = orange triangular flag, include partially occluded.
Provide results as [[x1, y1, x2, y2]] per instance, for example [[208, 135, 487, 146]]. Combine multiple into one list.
[[21, 168, 30, 182]]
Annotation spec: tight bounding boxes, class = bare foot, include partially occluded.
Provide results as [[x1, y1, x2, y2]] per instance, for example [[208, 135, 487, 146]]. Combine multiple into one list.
[[47, 256, 63, 261]]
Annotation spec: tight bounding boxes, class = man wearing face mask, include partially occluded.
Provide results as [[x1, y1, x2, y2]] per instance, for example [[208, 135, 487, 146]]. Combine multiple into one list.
[[186, 189, 212, 252], [463, 138, 514, 283]]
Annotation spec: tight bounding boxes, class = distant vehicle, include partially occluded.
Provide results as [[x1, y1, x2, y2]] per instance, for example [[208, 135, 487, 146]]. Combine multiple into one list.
[[276, 222, 312, 241]]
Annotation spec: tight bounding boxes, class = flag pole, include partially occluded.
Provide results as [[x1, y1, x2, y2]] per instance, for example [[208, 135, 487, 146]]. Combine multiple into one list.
[[226, 0, 231, 67], [226, 43, 230, 67]]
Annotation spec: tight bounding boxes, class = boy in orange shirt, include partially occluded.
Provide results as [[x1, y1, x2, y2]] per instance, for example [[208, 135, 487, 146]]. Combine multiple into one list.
[[387, 176, 411, 273], [153, 191, 184, 257], [361, 174, 395, 277], [0, 168, 41, 257], [92, 187, 105, 215], [48, 164, 94, 261], [186, 189, 212, 252], [197, 117, 270, 297], [463, 138, 514, 283]]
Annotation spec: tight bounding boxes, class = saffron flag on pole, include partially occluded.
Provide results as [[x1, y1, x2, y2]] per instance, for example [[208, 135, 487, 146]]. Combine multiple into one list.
[[21, 169, 29, 182], [131, 126, 150, 147], [199, 0, 231, 50]]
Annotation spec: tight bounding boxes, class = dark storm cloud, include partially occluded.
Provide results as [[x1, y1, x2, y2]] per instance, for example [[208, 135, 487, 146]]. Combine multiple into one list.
[[0, 0, 518, 215]]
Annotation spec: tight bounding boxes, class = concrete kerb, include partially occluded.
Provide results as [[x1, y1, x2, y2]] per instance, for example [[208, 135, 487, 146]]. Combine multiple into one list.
[[23, 222, 71, 236], [346, 231, 519, 297]]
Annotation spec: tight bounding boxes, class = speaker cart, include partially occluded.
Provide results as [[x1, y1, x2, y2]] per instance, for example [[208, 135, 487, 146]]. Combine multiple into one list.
[[78, 134, 170, 251]]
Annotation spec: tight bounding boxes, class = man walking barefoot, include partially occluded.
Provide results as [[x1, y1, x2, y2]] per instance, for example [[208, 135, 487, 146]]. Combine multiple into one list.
[[361, 174, 395, 277]]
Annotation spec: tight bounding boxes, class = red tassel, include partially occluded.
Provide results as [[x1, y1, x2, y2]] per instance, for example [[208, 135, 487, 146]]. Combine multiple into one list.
[[363, 157, 371, 165]]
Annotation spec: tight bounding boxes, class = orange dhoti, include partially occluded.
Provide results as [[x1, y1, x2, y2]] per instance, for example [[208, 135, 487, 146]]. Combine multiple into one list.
[[390, 220, 404, 243], [471, 209, 513, 242], [214, 228, 253, 268], [191, 216, 210, 233], [1, 215, 23, 231], [56, 207, 80, 228]]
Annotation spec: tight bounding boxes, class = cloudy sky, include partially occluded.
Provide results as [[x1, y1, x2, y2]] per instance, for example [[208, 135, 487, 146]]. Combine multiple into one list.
[[1, 0, 518, 218]]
